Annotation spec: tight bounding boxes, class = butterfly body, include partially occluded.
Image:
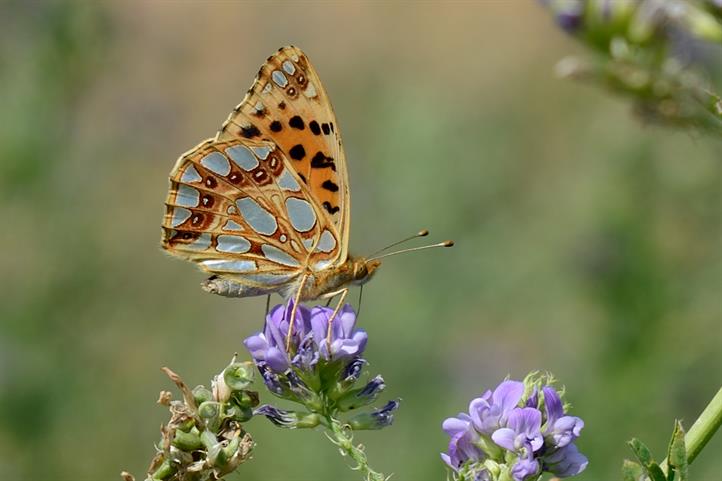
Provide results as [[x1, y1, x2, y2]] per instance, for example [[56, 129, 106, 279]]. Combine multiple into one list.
[[162, 46, 377, 302], [200, 257, 381, 300]]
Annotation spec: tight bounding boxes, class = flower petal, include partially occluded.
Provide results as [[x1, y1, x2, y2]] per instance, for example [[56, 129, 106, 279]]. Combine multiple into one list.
[[493, 380, 524, 414], [491, 427, 517, 451], [544, 443, 588, 477], [264, 346, 289, 372], [543, 386, 564, 425]]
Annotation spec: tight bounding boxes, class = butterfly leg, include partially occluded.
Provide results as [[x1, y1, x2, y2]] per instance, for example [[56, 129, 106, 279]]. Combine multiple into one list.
[[325, 288, 349, 351], [285, 274, 309, 353], [357, 285, 364, 318], [265, 295, 271, 317]]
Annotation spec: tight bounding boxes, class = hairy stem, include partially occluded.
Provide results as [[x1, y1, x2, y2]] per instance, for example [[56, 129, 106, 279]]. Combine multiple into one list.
[[326, 416, 385, 481]]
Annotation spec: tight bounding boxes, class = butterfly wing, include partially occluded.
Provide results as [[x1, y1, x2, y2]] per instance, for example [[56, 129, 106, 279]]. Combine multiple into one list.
[[162, 137, 342, 295], [216, 46, 350, 263]]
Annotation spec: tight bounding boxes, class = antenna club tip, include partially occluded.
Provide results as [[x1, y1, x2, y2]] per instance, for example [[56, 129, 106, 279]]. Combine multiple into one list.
[[443, 240, 455, 247], [418, 229, 429, 237]]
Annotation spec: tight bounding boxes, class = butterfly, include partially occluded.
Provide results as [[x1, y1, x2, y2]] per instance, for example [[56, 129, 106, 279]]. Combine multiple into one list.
[[161, 46, 385, 308]]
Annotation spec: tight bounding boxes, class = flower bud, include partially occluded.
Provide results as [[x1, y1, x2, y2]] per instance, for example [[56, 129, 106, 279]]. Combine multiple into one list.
[[340, 358, 366, 385], [198, 401, 222, 420], [232, 389, 259, 409], [192, 385, 213, 405], [253, 404, 321, 429], [224, 403, 253, 423], [149, 459, 177, 480], [200, 429, 219, 450], [171, 427, 202, 451], [223, 361, 255, 391], [336, 375, 385, 411], [348, 399, 400, 430], [198, 401, 223, 431], [212, 374, 232, 403]]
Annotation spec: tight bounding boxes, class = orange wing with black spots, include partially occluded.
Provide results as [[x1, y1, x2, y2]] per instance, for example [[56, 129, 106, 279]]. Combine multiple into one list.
[[216, 45, 350, 262], [161, 137, 342, 291]]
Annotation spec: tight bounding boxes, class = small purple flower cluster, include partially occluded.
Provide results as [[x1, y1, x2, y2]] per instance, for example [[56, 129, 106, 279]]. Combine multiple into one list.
[[244, 301, 367, 374], [442, 378, 587, 481], [243, 300, 398, 431]]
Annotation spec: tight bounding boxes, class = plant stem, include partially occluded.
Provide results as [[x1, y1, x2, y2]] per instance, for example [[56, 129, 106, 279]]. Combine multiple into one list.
[[326, 416, 385, 481], [684, 386, 722, 464], [662, 386, 722, 470]]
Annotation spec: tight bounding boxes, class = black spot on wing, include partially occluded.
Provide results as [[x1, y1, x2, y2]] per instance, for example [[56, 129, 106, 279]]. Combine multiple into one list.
[[241, 124, 261, 138], [270, 120, 282, 132], [309, 121, 321, 135], [289, 144, 306, 160], [321, 123, 330, 135], [321, 180, 339, 192], [311, 151, 336, 171], [289, 115, 305, 130], [322, 201, 340, 215]]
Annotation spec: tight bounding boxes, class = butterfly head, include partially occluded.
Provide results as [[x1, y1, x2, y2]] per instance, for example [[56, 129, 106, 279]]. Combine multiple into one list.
[[350, 257, 382, 286]]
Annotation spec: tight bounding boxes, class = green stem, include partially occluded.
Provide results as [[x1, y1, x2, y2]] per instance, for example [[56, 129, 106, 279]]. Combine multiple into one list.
[[662, 386, 722, 470], [326, 416, 385, 481], [683, 386, 722, 464]]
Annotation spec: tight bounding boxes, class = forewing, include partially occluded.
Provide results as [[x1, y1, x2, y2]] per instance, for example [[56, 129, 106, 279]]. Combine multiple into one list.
[[216, 45, 350, 262], [161, 138, 342, 287]]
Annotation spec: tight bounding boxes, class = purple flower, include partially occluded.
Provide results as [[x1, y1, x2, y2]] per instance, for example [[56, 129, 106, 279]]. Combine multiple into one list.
[[243, 301, 368, 374], [440, 414, 483, 471], [310, 304, 368, 360], [246, 300, 396, 434], [543, 443, 589, 477], [469, 380, 525, 434], [441, 377, 587, 480], [542, 386, 584, 448], [492, 407, 544, 453], [511, 454, 541, 481]]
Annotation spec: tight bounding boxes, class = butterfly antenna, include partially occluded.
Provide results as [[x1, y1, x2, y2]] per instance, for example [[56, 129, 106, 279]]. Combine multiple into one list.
[[368, 240, 454, 261], [368, 229, 430, 258]]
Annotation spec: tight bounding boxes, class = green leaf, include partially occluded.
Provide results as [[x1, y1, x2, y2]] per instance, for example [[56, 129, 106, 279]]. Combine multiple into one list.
[[629, 438, 655, 465], [628, 438, 666, 481], [668, 420, 688, 481], [622, 459, 644, 481]]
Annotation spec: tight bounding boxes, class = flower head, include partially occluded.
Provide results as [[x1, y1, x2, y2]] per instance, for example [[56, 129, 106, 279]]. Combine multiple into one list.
[[441, 375, 588, 481], [245, 299, 397, 433], [244, 301, 368, 374]]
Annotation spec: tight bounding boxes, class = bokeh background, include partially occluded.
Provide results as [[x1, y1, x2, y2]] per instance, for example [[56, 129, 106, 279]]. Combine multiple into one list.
[[1, 1, 720, 480]]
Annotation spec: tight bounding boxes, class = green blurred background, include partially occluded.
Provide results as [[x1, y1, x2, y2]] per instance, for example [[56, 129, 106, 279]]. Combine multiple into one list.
[[1, 1, 720, 480]]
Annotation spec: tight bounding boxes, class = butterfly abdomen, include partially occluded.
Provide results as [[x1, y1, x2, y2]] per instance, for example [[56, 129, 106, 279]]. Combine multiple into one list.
[[201, 275, 281, 298]]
